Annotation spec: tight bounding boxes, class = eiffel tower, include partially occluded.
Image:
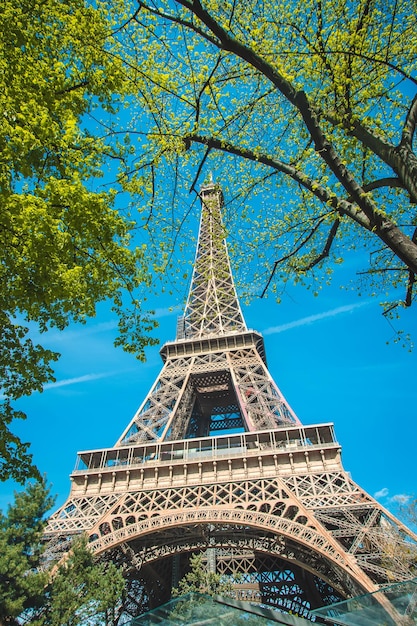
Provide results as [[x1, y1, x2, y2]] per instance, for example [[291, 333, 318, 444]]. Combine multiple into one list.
[[46, 181, 417, 620]]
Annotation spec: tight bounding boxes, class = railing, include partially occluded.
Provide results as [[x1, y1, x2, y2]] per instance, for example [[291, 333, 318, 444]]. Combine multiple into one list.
[[72, 423, 338, 475]]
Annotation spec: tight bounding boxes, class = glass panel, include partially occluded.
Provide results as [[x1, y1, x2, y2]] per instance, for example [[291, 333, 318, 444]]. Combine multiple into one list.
[[312, 578, 417, 625], [128, 593, 308, 625]]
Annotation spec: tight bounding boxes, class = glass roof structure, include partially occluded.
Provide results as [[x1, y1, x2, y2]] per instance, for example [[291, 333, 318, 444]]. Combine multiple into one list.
[[128, 580, 417, 625], [128, 593, 311, 625], [312, 577, 417, 625]]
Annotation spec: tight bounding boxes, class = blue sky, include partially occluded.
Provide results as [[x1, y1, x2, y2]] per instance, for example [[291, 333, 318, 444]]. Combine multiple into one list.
[[0, 247, 416, 518]]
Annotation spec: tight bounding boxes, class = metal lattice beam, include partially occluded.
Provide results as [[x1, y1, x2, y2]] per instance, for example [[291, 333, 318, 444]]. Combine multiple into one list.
[[45, 182, 417, 621]]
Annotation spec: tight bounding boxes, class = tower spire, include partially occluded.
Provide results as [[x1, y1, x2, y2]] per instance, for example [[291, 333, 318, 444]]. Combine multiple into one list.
[[180, 182, 247, 339], [114, 181, 299, 446]]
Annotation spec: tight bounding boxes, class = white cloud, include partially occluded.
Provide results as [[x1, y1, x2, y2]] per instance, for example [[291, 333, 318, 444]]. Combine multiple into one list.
[[374, 487, 389, 499], [263, 301, 370, 335], [388, 494, 411, 505], [373, 490, 412, 507]]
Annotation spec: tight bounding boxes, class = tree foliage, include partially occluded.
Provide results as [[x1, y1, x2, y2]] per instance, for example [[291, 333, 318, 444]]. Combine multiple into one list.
[[0, 481, 126, 626], [0, 479, 54, 624], [170, 554, 264, 625], [0, 0, 159, 482], [377, 498, 417, 583], [34, 536, 125, 626], [104, 0, 417, 314], [172, 552, 233, 597]]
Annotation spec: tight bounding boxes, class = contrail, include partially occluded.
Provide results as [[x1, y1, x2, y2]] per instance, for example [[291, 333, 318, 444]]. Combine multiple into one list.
[[263, 301, 369, 335]]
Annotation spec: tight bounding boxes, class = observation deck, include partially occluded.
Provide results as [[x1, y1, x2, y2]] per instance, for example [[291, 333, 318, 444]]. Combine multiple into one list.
[[68, 424, 341, 498]]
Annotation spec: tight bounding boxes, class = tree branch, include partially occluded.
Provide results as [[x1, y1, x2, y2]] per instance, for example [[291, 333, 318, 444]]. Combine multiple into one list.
[[175, 0, 299, 104], [346, 177, 402, 203], [56, 80, 89, 95], [189, 147, 211, 193], [325, 49, 417, 86], [175, 0, 393, 228], [139, 0, 417, 273], [297, 218, 341, 271], [326, 110, 417, 203], [185, 132, 372, 229], [260, 215, 331, 297], [405, 270, 415, 307], [294, 90, 380, 222], [138, 0, 220, 47]]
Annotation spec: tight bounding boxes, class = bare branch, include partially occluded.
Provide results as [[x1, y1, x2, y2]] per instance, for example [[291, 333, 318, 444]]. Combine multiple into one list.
[[405, 270, 415, 307], [189, 147, 211, 194], [260, 215, 330, 297], [297, 218, 341, 271], [345, 177, 402, 203], [357, 267, 405, 274]]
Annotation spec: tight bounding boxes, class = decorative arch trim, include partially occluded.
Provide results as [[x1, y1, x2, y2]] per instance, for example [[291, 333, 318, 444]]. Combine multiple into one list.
[[89, 506, 371, 590]]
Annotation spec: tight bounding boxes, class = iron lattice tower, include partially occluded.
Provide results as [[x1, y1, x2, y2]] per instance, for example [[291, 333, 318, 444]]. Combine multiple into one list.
[[46, 183, 417, 621]]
